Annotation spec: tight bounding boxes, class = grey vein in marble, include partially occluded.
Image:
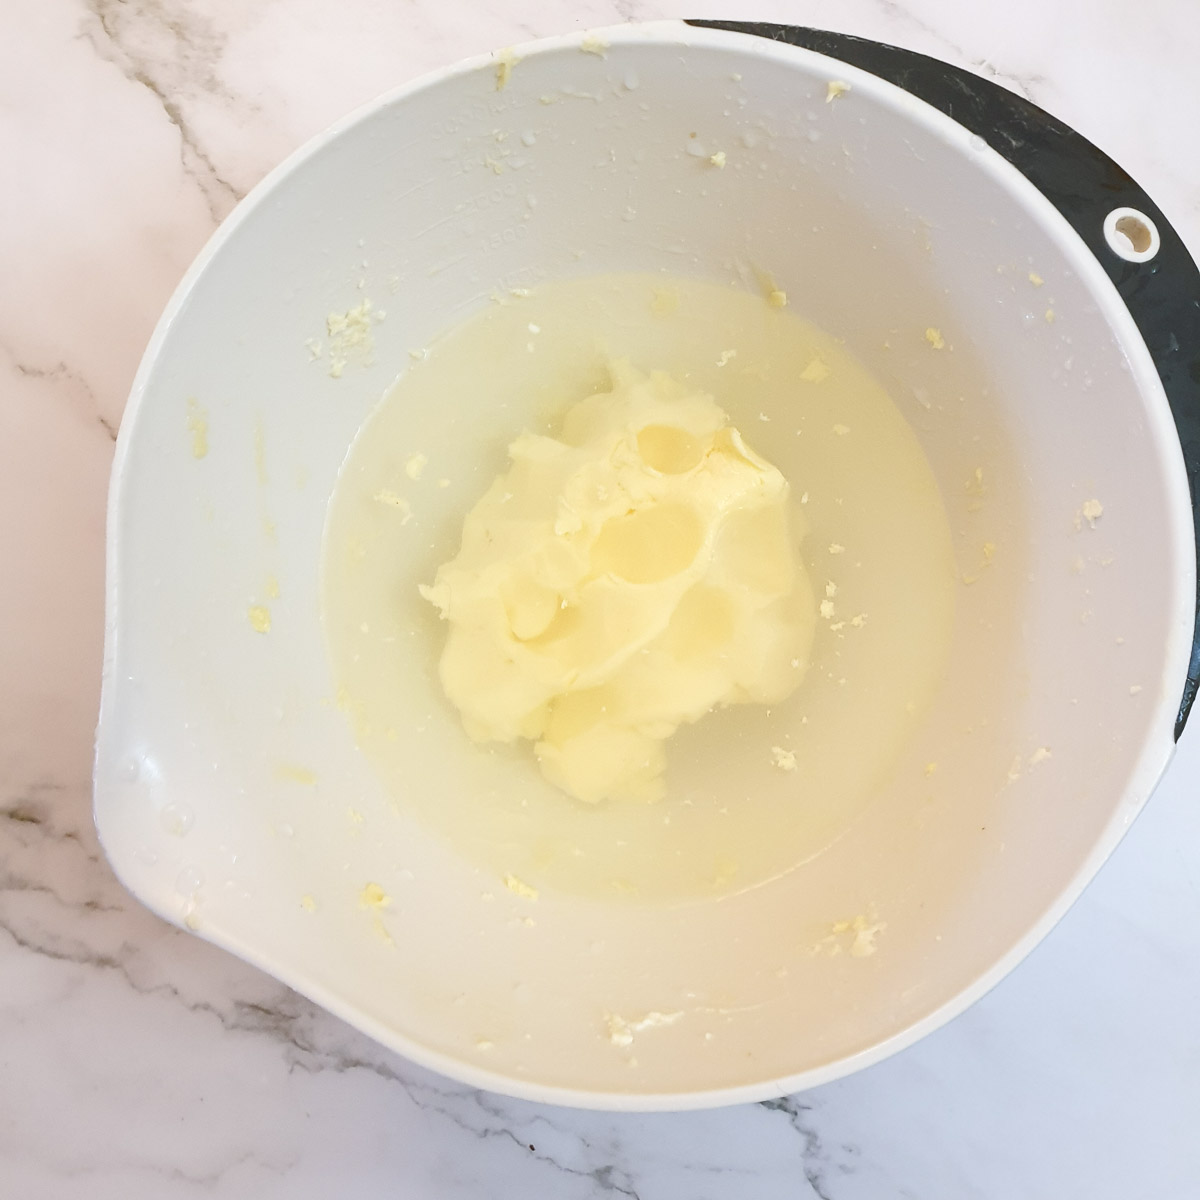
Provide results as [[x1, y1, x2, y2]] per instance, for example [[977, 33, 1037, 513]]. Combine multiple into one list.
[[82, 0, 247, 221], [2, 346, 117, 440]]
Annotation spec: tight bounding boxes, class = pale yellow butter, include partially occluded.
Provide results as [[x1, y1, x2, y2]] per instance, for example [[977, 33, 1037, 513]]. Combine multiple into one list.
[[420, 362, 815, 804]]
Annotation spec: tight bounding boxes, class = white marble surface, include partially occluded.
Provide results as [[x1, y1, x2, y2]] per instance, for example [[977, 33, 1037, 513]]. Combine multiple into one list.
[[3, 0, 1199, 1195]]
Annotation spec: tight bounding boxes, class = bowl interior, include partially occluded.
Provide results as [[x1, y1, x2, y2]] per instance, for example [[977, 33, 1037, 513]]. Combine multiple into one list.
[[96, 24, 1192, 1106]]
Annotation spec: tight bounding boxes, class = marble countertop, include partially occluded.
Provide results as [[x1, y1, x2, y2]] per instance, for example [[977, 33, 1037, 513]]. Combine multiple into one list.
[[3, 0, 1199, 1195]]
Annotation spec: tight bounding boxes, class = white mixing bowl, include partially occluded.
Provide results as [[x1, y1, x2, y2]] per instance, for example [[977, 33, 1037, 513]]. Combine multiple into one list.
[[95, 22, 1197, 1108]]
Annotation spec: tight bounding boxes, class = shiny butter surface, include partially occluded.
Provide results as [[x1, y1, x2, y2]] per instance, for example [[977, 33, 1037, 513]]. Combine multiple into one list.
[[420, 363, 814, 802]]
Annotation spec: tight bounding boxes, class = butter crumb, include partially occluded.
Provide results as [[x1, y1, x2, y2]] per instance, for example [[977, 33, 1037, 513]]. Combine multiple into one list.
[[580, 32, 608, 57], [1007, 754, 1023, 782], [771, 745, 797, 772], [359, 882, 391, 910], [1130, 684, 1143, 695], [812, 912, 885, 957], [186, 398, 209, 460], [405, 453, 428, 481], [305, 338, 322, 361], [300, 894, 317, 913], [266, 574, 280, 599], [826, 80, 850, 103], [1079, 498, 1104, 529], [924, 762, 938, 776], [503, 873, 539, 901], [850, 613, 868, 628], [475, 1038, 494, 1051], [768, 289, 788, 308], [604, 1010, 683, 1047], [604, 1015, 634, 1047], [1029, 271, 1044, 287], [708, 150, 727, 168], [819, 599, 835, 619], [828, 543, 845, 555], [495, 47, 518, 91], [248, 605, 271, 634], [359, 886, 395, 946], [1045, 308, 1056, 324], [924, 327, 946, 350], [800, 357, 830, 383], [716, 348, 737, 367], [825, 580, 837, 598], [326, 298, 375, 378], [849, 917, 884, 957], [1029, 746, 1052, 766]]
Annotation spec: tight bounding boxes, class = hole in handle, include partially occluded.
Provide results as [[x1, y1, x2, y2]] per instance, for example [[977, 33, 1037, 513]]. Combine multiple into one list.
[[1103, 207, 1160, 263]]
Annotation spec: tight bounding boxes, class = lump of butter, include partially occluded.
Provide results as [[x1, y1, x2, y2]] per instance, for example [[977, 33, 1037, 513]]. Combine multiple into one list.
[[420, 362, 815, 803]]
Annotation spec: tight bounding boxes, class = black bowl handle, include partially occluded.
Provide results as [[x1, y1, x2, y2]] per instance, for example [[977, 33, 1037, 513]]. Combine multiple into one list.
[[689, 20, 1200, 739]]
